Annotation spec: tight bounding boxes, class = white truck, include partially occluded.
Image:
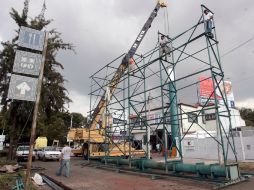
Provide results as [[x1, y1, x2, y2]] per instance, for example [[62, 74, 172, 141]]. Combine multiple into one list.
[[16, 145, 36, 162]]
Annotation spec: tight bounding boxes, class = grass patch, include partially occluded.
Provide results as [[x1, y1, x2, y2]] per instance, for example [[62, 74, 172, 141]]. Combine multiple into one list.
[[0, 173, 18, 190], [0, 156, 17, 166], [0, 171, 39, 190]]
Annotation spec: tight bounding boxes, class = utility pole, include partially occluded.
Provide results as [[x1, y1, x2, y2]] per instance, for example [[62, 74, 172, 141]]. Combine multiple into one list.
[[24, 32, 48, 190], [70, 114, 73, 128]]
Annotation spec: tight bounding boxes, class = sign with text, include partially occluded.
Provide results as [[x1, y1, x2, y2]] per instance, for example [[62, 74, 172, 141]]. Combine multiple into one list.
[[13, 50, 42, 76], [199, 76, 221, 105], [7, 74, 38, 102], [18, 26, 45, 51], [199, 76, 235, 108], [216, 81, 235, 108]]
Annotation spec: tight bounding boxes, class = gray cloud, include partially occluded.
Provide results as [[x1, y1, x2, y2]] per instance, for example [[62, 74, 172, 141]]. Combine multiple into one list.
[[1, 0, 254, 114]]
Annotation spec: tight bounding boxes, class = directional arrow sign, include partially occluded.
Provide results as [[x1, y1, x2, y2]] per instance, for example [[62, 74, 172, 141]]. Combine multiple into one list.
[[13, 50, 42, 76], [7, 74, 38, 102], [16, 82, 31, 95]]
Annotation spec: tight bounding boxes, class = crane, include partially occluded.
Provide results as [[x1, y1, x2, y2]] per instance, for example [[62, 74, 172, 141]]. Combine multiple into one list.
[[88, 0, 167, 130], [68, 0, 167, 159]]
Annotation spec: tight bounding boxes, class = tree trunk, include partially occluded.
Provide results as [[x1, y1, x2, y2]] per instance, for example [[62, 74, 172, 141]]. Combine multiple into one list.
[[7, 104, 18, 160]]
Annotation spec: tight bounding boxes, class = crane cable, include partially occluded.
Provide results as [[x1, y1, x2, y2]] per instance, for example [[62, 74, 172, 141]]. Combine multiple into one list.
[[163, 7, 170, 36]]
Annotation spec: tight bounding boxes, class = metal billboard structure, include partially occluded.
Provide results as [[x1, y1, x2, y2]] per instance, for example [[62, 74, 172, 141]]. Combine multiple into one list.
[[88, 5, 241, 185]]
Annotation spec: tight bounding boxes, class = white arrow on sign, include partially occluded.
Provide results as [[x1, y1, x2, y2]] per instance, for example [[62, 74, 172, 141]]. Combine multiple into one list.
[[16, 82, 31, 95]]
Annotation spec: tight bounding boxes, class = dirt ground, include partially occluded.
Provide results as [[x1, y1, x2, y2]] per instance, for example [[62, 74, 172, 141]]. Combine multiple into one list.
[[31, 158, 254, 190]]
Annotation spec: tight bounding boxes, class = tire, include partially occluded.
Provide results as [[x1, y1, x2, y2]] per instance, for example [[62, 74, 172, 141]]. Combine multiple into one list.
[[42, 156, 47, 162]]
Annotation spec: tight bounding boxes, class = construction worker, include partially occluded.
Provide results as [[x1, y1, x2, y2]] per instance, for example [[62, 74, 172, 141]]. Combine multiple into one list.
[[56, 142, 72, 177], [204, 9, 214, 38], [159, 35, 170, 61], [156, 142, 161, 153]]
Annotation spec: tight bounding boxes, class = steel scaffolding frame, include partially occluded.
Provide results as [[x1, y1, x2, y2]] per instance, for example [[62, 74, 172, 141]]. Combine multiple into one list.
[[88, 4, 238, 171]]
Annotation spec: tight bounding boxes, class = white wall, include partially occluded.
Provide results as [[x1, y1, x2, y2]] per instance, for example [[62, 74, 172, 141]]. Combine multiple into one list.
[[183, 131, 254, 161]]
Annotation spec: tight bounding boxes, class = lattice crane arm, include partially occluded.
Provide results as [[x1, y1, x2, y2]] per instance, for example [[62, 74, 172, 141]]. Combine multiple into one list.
[[88, 1, 167, 130]]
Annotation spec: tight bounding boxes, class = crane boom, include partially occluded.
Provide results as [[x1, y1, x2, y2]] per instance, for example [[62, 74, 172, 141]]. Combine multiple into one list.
[[88, 1, 166, 130]]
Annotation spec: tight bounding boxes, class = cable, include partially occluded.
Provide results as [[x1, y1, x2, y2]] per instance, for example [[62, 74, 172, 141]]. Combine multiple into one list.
[[193, 35, 254, 73], [221, 36, 254, 59], [166, 6, 171, 37]]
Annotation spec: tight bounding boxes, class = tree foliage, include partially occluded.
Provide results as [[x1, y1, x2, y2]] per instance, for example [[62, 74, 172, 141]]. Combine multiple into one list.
[[0, 0, 80, 158], [239, 108, 254, 126]]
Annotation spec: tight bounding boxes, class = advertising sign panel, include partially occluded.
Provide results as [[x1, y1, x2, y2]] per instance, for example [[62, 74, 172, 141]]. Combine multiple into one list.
[[217, 81, 235, 108], [199, 76, 235, 108], [199, 76, 216, 105]]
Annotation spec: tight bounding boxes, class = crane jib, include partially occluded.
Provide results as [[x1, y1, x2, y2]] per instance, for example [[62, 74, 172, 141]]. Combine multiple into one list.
[[128, 3, 161, 58]]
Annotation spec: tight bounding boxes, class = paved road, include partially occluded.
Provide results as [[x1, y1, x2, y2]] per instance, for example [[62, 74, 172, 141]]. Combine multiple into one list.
[[32, 158, 254, 190]]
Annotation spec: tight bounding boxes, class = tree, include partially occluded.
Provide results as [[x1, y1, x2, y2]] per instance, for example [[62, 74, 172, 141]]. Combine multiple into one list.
[[70, 112, 86, 128], [0, 0, 74, 159], [239, 108, 254, 126], [37, 112, 86, 144]]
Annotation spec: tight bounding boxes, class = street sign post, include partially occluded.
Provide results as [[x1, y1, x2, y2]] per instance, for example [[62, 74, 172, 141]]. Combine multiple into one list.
[[24, 32, 48, 190], [18, 26, 45, 51], [7, 25, 48, 190], [7, 74, 38, 102], [13, 50, 42, 76]]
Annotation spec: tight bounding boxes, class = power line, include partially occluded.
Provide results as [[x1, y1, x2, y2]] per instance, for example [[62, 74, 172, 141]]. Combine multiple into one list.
[[193, 35, 254, 73], [221, 36, 254, 59]]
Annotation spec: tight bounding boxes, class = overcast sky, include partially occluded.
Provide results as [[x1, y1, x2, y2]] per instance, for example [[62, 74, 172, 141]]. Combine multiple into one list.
[[1, 0, 254, 116]]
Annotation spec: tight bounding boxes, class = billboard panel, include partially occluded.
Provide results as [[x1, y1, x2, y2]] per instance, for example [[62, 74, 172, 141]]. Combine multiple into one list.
[[217, 81, 235, 108], [199, 76, 235, 108], [199, 76, 215, 105]]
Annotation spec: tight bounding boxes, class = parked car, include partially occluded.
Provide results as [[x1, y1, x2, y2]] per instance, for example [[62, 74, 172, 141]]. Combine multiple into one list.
[[37, 146, 61, 161], [16, 145, 35, 162]]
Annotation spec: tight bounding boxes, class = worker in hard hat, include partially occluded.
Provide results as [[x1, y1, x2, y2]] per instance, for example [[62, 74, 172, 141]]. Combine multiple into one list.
[[204, 9, 214, 38], [159, 35, 170, 61]]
